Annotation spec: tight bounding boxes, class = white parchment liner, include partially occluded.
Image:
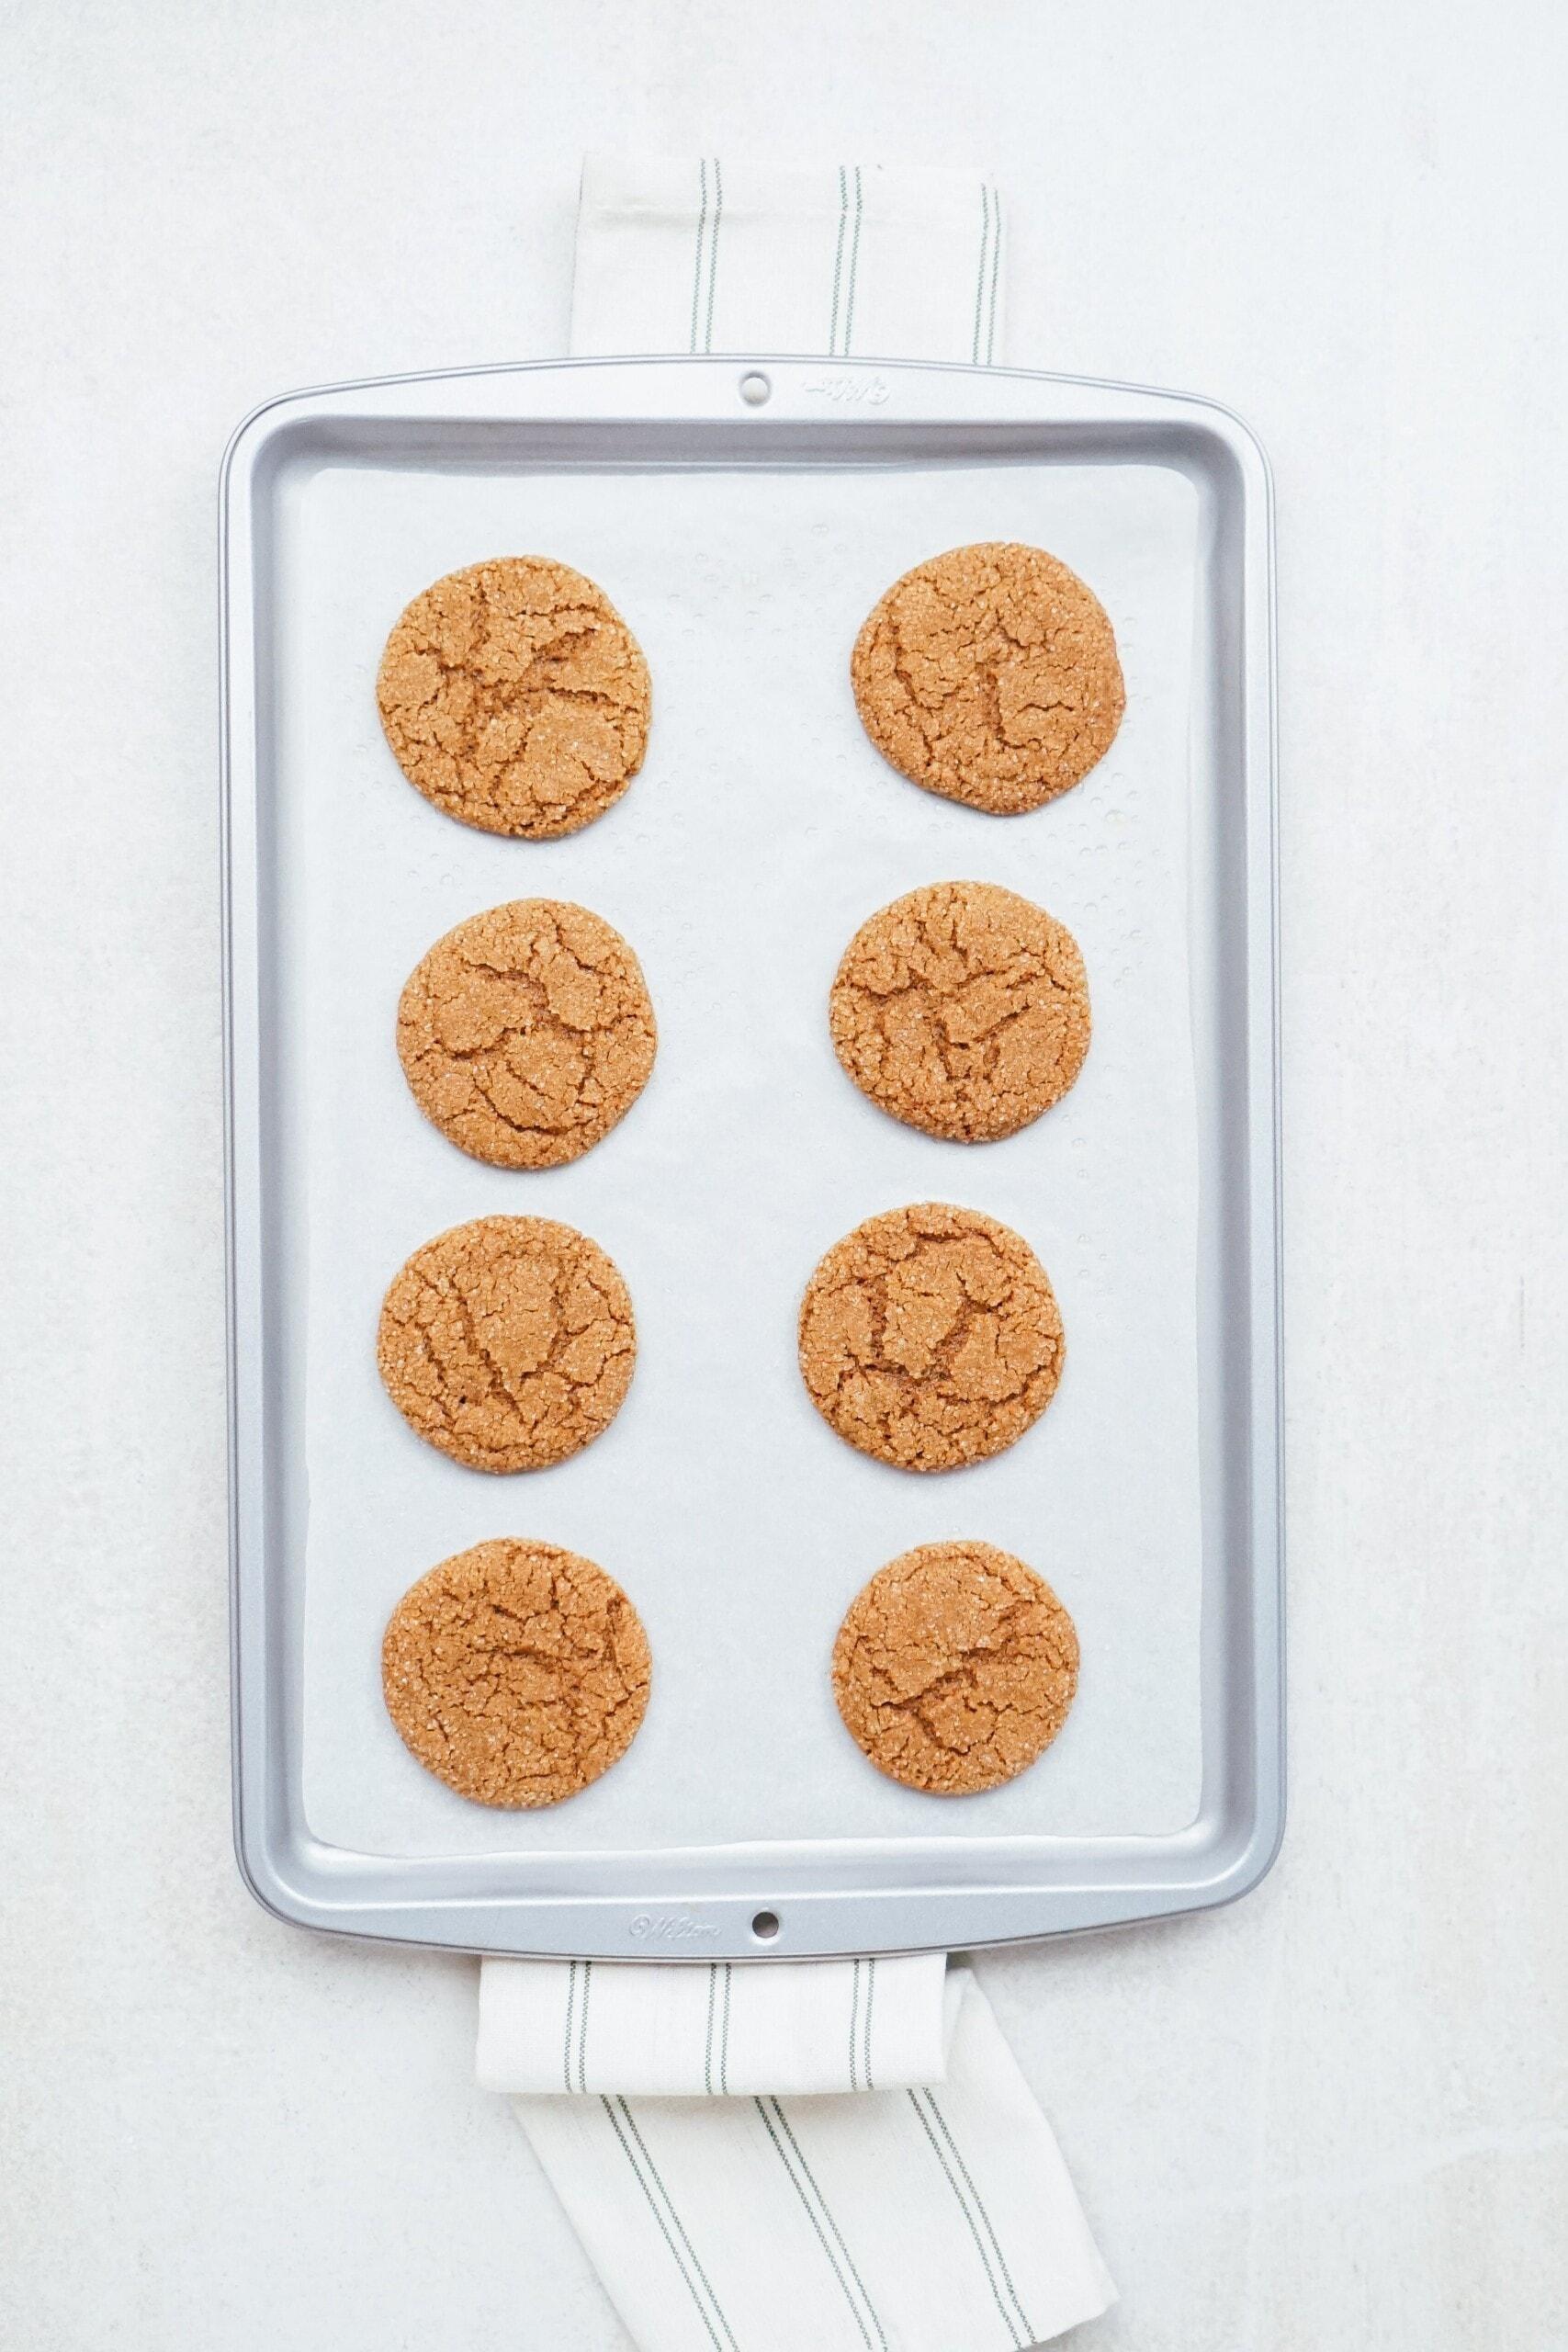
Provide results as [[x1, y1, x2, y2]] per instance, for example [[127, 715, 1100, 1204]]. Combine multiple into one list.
[[279, 457, 1203, 1857]]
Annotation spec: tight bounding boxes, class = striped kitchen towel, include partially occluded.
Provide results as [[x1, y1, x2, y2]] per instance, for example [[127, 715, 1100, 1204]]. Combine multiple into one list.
[[487, 1962, 1115, 2352], [479, 1953, 950, 2098], [571, 153, 1006, 365]]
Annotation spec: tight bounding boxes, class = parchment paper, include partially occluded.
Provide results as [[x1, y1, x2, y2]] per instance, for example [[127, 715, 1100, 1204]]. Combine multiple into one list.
[[280, 457, 1203, 1857]]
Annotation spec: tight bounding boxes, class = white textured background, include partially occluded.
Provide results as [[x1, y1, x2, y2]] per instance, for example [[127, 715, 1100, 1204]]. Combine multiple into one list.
[[2, 4, 1564, 2346]]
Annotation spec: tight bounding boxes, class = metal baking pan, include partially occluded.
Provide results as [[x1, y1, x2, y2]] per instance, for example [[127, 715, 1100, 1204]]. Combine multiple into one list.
[[222, 354, 1280, 1959]]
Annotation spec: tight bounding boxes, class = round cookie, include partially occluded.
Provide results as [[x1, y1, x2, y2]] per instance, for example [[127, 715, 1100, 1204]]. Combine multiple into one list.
[[378, 1216, 635, 1473], [376, 557, 651, 840], [831, 1540, 1078, 1794], [383, 1538, 651, 1806], [798, 1203, 1064, 1472], [830, 880, 1089, 1142], [851, 540, 1124, 814], [397, 899, 657, 1170]]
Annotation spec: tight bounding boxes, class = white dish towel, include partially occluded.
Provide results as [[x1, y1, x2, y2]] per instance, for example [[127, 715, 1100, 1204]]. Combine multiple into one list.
[[478, 153, 1115, 2352], [484, 1957, 1114, 2351], [571, 152, 1005, 364]]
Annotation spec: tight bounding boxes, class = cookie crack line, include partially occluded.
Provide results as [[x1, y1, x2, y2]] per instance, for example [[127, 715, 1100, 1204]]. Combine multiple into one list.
[[452, 929, 608, 1002], [402, 582, 627, 687], [465, 1070, 591, 1147], [842, 1602, 1052, 1714], [400, 665, 642, 777], [845, 1256, 1037, 1408], [396, 1265, 513, 1434], [857, 999, 1068, 1102]]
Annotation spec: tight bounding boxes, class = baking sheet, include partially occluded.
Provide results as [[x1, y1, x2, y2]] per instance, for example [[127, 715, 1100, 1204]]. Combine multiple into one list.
[[282, 456, 1203, 1859]]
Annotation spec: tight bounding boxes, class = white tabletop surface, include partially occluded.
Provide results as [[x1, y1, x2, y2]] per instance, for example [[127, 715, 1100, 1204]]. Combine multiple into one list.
[[3, 4, 1564, 2346]]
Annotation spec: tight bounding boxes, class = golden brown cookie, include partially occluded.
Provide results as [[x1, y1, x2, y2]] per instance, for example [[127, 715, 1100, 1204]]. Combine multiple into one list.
[[382, 1538, 651, 1806], [378, 1216, 635, 1473], [830, 881, 1090, 1142], [851, 541, 1124, 814], [831, 1540, 1078, 1794], [397, 899, 657, 1170], [376, 557, 651, 839], [798, 1203, 1064, 1472]]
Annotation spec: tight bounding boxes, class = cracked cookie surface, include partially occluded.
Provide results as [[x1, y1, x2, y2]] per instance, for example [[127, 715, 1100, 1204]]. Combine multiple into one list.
[[798, 1203, 1063, 1472], [832, 1540, 1078, 1794], [382, 1538, 651, 1806], [377, 557, 650, 839], [830, 880, 1089, 1141], [397, 899, 657, 1169], [378, 1216, 635, 1472], [851, 540, 1123, 814]]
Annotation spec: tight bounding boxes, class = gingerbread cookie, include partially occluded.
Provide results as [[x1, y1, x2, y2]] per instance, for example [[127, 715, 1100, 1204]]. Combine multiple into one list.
[[851, 541, 1123, 813], [830, 881, 1089, 1141], [383, 1538, 651, 1806], [798, 1203, 1064, 1472], [397, 899, 657, 1170], [377, 1216, 635, 1472], [376, 557, 650, 839], [831, 1540, 1078, 1794]]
